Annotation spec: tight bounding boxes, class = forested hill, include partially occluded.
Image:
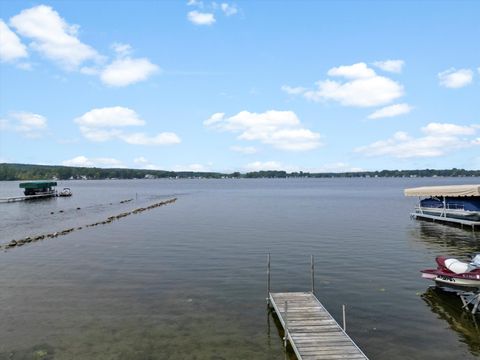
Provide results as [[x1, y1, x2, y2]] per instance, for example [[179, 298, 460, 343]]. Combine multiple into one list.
[[0, 163, 479, 181]]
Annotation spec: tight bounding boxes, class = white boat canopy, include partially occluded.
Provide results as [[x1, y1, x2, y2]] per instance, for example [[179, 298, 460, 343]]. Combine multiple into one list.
[[404, 184, 480, 197]]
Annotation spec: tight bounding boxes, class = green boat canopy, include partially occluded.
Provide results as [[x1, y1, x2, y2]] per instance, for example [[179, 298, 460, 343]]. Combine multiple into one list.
[[19, 181, 57, 189]]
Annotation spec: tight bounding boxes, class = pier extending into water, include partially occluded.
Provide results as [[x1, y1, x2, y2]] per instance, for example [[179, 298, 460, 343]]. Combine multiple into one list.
[[267, 255, 369, 360], [0, 193, 56, 203]]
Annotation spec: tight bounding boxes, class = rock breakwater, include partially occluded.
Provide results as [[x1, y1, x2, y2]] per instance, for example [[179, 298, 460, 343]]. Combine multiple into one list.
[[1, 198, 177, 251]]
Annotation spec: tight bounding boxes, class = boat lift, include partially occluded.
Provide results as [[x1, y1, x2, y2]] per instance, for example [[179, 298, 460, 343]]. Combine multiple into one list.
[[459, 290, 480, 315]]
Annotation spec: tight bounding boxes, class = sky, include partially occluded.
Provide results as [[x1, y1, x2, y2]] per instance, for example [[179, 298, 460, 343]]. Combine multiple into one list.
[[0, 0, 479, 173]]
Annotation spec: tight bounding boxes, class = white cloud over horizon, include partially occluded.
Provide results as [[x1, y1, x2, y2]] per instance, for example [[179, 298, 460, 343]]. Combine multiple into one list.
[[74, 107, 181, 146], [355, 123, 479, 158], [367, 103, 413, 119], [62, 155, 125, 168], [204, 110, 322, 151], [0, 20, 28, 62], [283, 62, 404, 107], [438, 68, 473, 88]]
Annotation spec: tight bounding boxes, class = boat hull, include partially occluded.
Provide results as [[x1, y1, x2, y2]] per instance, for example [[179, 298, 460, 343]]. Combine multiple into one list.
[[418, 207, 480, 221]]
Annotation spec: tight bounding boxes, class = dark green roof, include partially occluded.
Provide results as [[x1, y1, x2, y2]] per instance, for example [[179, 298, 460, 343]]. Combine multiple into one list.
[[19, 181, 57, 189]]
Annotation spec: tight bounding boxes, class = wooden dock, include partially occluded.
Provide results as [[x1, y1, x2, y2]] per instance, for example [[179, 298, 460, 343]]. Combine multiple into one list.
[[269, 292, 369, 360], [267, 255, 369, 360], [0, 193, 57, 203], [411, 212, 479, 230]]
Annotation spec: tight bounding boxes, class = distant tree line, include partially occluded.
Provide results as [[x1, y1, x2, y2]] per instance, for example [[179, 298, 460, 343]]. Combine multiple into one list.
[[0, 163, 478, 181]]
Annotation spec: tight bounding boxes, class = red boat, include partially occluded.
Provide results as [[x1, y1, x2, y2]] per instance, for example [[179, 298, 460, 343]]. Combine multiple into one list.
[[421, 255, 480, 289]]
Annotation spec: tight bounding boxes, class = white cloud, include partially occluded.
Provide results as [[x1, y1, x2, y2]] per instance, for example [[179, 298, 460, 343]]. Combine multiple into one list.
[[221, 3, 238, 16], [119, 132, 180, 146], [289, 62, 404, 107], [74, 106, 180, 146], [204, 110, 322, 151], [1, 111, 47, 138], [187, 0, 203, 6], [327, 62, 376, 79], [100, 57, 159, 87], [281, 85, 307, 95], [230, 145, 257, 154], [10, 5, 100, 69], [438, 68, 473, 88], [133, 156, 162, 170], [309, 162, 364, 173], [244, 161, 288, 171], [75, 107, 145, 127], [0, 19, 28, 62], [367, 103, 413, 119], [62, 155, 125, 168], [187, 11, 215, 25], [372, 60, 405, 73], [355, 123, 479, 158]]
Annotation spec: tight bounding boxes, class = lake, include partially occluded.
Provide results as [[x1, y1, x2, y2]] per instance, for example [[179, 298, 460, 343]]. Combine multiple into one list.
[[1, 178, 479, 359]]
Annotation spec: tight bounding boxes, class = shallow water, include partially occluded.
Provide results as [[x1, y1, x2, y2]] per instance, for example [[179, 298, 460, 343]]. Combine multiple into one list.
[[0, 178, 479, 359]]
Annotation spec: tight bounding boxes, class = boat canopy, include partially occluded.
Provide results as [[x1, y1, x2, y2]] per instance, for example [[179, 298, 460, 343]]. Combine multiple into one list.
[[19, 181, 57, 189], [404, 184, 480, 197]]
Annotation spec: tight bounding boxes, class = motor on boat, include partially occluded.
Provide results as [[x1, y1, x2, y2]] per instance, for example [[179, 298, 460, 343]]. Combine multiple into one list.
[[421, 254, 480, 290]]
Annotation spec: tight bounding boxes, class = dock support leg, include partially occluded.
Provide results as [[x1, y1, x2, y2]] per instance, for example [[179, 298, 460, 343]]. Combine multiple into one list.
[[284, 300, 288, 348], [311, 255, 315, 294], [267, 253, 271, 305], [342, 304, 346, 331]]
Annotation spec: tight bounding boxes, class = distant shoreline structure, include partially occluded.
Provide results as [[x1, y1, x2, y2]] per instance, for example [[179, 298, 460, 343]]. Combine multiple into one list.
[[1, 163, 479, 181]]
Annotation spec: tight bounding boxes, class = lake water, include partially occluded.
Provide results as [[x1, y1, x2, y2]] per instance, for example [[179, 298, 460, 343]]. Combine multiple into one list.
[[0, 178, 479, 360]]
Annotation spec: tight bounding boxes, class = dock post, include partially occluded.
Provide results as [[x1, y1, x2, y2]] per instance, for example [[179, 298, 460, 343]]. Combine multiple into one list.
[[311, 255, 315, 294], [284, 300, 288, 348], [267, 253, 271, 305], [342, 304, 346, 331]]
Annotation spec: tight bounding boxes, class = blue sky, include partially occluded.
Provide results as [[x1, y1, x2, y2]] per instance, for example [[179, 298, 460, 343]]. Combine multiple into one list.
[[0, 0, 479, 172]]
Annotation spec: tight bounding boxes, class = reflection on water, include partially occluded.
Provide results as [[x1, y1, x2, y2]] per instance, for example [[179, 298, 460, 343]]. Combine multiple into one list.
[[422, 287, 480, 356], [412, 221, 480, 256]]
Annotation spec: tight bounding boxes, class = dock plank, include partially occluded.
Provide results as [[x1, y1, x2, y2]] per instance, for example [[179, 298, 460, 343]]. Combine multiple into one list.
[[269, 292, 368, 360]]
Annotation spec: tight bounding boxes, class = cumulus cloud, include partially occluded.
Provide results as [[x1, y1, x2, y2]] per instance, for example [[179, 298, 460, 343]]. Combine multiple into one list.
[[74, 106, 180, 146], [438, 68, 473, 88], [367, 103, 413, 119], [355, 123, 479, 158], [204, 110, 322, 151], [0, 20, 28, 62], [62, 155, 125, 168], [372, 60, 405, 73], [1, 111, 47, 138], [100, 57, 159, 87], [284, 62, 404, 107], [230, 145, 257, 154], [10, 5, 100, 69], [187, 11, 215, 25], [75, 106, 145, 127]]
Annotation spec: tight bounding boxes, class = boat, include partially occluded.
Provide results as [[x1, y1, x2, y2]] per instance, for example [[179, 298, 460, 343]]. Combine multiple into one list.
[[405, 185, 480, 227], [19, 181, 57, 197], [58, 187, 72, 197], [421, 255, 480, 290]]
